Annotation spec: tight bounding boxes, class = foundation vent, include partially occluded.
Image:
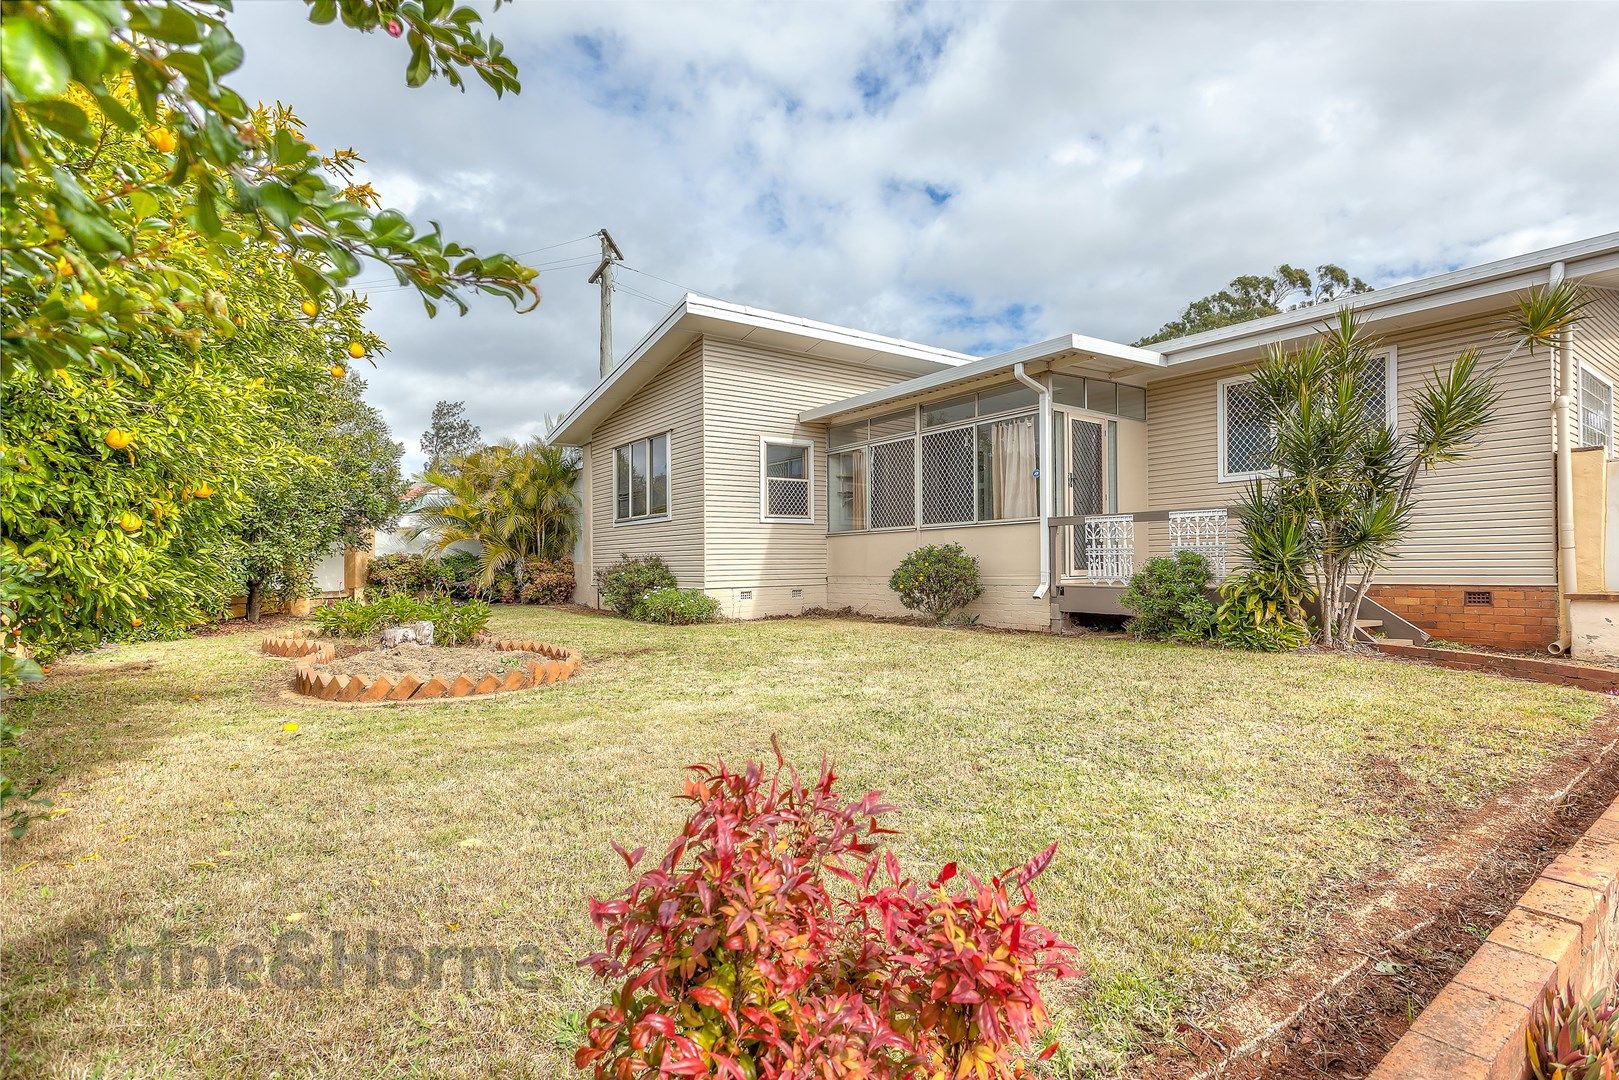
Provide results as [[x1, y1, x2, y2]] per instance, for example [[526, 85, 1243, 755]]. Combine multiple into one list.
[[791, 589, 803, 599], [1463, 590, 1493, 607], [739, 590, 753, 601]]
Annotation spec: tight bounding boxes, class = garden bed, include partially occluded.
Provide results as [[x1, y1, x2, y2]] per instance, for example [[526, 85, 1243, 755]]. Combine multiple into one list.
[[290, 635, 579, 702]]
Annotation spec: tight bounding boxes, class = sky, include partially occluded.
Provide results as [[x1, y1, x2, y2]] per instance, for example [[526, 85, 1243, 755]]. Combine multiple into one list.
[[228, 1, 1619, 475]]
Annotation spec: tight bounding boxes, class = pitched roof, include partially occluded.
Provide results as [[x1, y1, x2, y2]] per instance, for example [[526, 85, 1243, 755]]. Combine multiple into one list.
[[547, 295, 970, 446]]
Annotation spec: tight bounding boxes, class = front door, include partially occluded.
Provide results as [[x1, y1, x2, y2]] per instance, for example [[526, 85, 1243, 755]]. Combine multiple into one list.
[[1065, 416, 1104, 576]]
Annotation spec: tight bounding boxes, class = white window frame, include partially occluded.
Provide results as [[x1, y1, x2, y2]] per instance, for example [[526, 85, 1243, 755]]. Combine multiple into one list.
[[759, 436, 815, 524], [612, 431, 672, 526], [1216, 349, 1397, 484], [1580, 363, 1614, 455]]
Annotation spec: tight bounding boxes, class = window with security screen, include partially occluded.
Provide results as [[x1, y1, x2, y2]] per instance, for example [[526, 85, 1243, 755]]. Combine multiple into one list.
[[869, 438, 915, 529], [1582, 366, 1613, 452], [921, 427, 975, 525], [760, 439, 812, 522], [1356, 352, 1395, 426], [1219, 377, 1275, 481]]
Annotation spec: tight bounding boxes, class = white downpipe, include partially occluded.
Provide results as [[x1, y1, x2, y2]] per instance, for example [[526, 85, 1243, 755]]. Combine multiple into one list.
[[1014, 362, 1052, 599], [1551, 261, 1577, 655]]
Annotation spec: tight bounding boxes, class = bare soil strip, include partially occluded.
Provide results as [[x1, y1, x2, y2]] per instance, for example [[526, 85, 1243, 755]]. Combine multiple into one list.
[[1152, 706, 1619, 1080]]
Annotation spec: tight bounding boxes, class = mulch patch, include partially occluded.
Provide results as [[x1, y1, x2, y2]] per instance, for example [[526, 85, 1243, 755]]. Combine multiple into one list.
[[1146, 706, 1619, 1080], [196, 614, 301, 638], [311, 643, 541, 682]]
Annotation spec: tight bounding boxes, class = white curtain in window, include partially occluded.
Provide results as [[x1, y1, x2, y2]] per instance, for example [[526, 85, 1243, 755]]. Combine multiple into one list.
[[982, 415, 1037, 520]]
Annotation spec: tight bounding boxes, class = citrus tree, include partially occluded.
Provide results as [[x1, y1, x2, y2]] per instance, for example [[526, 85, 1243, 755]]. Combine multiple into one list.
[[233, 369, 404, 622], [1, 0, 535, 384]]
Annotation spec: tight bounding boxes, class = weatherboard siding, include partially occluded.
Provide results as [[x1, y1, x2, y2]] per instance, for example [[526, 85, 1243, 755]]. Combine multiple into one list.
[[1577, 288, 1619, 414], [699, 337, 901, 616], [1144, 306, 1559, 585], [588, 342, 705, 591]]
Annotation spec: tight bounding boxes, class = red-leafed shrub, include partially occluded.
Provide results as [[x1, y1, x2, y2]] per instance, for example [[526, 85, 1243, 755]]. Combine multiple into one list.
[[575, 741, 1081, 1078]]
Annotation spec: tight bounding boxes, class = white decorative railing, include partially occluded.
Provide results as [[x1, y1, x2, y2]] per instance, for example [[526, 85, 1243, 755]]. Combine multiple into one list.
[[1083, 515, 1135, 584], [1169, 509, 1230, 580]]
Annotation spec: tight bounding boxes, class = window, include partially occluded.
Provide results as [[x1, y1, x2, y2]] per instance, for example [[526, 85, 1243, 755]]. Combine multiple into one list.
[[1050, 374, 1146, 421], [760, 438, 813, 522], [828, 447, 866, 532], [1217, 352, 1394, 482], [922, 415, 1039, 525], [828, 414, 916, 533], [1217, 376, 1275, 482], [613, 433, 669, 522], [1582, 365, 1614, 452]]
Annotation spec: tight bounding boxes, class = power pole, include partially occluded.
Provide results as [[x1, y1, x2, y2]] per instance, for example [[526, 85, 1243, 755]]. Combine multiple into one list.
[[588, 229, 624, 379]]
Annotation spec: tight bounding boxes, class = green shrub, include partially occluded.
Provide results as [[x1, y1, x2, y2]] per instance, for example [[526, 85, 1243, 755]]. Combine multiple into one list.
[[367, 553, 445, 598], [1214, 569, 1310, 652], [632, 587, 719, 625], [519, 557, 575, 605], [1119, 552, 1216, 643], [889, 543, 984, 623], [309, 595, 490, 645], [595, 555, 676, 616]]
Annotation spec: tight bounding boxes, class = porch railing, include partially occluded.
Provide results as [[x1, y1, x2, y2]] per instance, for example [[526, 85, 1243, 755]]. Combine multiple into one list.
[[1050, 507, 1236, 586]]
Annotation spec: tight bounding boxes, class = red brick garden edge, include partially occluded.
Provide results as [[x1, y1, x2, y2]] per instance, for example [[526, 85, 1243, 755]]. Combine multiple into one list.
[[1373, 641, 1619, 695], [261, 636, 336, 663], [1369, 792, 1619, 1079], [287, 635, 581, 703]]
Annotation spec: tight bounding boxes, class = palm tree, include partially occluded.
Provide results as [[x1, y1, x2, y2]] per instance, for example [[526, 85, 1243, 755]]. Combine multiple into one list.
[[406, 440, 581, 592]]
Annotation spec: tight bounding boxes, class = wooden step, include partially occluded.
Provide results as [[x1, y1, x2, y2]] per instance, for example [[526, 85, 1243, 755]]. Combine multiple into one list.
[[1355, 619, 1384, 630]]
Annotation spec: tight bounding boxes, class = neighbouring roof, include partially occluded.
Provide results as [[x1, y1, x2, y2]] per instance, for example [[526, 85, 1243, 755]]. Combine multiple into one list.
[[547, 295, 972, 446]]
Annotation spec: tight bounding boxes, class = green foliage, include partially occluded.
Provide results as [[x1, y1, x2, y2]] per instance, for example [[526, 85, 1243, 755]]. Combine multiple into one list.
[[888, 543, 984, 623], [1, 569, 47, 839], [1213, 571, 1311, 652], [1240, 308, 1504, 645], [420, 400, 482, 473], [518, 557, 575, 605], [310, 594, 489, 645], [632, 587, 719, 625], [1119, 552, 1216, 643], [410, 439, 581, 587], [234, 370, 404, 619], [594, 555, 677, 617], [1136, 263, 1371, 345], [1, 0, 535, 385]]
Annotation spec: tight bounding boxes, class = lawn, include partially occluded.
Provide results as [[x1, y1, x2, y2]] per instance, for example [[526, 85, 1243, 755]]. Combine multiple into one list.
[[2, 608, 1610, 1077]]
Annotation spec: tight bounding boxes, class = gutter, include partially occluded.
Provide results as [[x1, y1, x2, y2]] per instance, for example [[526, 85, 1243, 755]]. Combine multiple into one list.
[[1551, 261, 1578, 654], [1012, 362, 1052, 600]]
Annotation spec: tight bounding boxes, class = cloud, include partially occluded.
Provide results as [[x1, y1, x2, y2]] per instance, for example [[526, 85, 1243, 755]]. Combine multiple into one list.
[[226, 0, 1619, 474]]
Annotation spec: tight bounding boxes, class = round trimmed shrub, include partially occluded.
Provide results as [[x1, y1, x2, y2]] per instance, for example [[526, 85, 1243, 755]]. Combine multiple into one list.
[[633, 587, 719, 625], [595, 555, 676, 616], [889, 543, 984, 623]]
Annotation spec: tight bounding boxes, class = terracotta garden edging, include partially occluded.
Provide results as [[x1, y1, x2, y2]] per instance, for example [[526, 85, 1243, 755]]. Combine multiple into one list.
[[1369, 791, 1619, 1079], [288, 634, 580, 703], [262, 635, 337, 663]]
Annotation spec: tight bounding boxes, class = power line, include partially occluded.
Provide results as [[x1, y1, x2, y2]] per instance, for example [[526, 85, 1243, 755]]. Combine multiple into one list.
[[344, 234, 601, 288], [618, 263, 714, 299]]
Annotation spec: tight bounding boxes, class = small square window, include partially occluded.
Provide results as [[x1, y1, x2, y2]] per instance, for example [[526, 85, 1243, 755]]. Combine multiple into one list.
[[760, 439, 812, 522]]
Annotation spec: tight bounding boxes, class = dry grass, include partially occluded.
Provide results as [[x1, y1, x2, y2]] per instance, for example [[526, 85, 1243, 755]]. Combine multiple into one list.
[[1, 608, 1609, 1077]]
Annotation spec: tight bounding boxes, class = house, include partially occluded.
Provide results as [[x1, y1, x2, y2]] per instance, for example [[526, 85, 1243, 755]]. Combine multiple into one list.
[[549, 233, 1619, 654]]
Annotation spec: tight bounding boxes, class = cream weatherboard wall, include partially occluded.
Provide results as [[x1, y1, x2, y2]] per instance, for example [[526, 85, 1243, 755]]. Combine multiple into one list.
[[698, 338, 901, 618], [1144, 305, 1559, 585], [586, 342, 706, 601]]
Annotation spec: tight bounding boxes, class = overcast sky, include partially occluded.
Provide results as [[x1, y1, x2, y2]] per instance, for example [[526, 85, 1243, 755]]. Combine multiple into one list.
[[229, 1, 1619, 474]]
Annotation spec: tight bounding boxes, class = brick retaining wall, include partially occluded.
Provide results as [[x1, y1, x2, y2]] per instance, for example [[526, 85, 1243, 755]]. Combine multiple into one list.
[[1370, 793, 1619, 1079], [1369, 584, 1559, 651], [1373, 641, 1619, 694]]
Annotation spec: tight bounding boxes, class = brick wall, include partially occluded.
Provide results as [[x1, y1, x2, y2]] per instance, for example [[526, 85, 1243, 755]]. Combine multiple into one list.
[[1368, 584, 1560, 651]]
